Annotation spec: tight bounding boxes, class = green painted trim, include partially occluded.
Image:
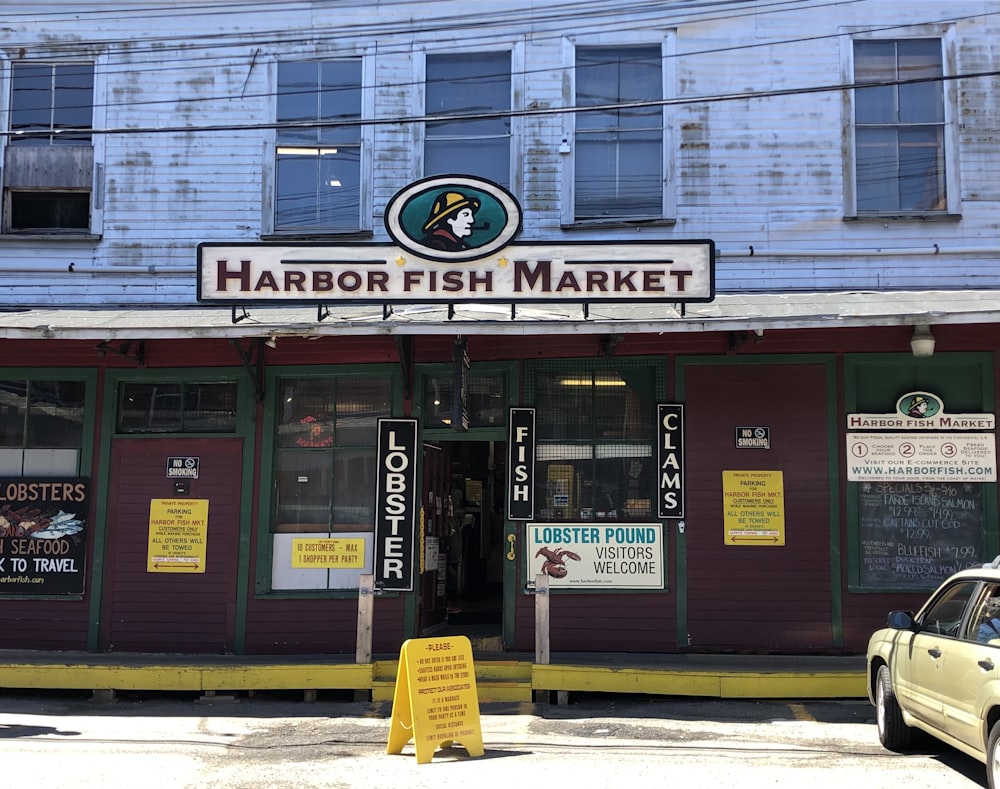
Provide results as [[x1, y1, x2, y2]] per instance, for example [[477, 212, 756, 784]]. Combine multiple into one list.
[[675, 353, 840, 647], [843, 352, 996, 592], [826, 360, 843, 647], [92, 368, 256, 653]]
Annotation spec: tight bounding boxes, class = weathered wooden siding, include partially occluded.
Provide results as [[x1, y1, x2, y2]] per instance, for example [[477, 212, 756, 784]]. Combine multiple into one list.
[[0, 1, 994, 306]]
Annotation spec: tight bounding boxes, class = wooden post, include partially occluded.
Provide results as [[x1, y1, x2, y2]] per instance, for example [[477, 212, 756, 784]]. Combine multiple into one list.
[[534, 573, 549, 665], [357, 573, 374, 664]]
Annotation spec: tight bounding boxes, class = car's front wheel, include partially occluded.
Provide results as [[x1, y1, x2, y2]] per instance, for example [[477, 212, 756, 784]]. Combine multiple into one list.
[[875, 664, 913, 751], [987, 721, 1000, 789]]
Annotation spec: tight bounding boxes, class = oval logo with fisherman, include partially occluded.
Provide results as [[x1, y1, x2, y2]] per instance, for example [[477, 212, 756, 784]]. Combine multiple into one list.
[[384, 175, 522, 263]]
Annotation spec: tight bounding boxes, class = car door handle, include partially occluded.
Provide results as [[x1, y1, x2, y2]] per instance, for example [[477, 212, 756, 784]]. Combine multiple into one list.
[[980, 659, 995, 671], [928, 647, 942, 658]]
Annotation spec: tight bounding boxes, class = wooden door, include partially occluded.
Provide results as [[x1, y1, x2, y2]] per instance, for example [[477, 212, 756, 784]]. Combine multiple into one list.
[[102, 437, 242, 653]]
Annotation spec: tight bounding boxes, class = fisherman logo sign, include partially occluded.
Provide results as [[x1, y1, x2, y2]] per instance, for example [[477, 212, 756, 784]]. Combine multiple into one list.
[[383, 174, 522, 263]]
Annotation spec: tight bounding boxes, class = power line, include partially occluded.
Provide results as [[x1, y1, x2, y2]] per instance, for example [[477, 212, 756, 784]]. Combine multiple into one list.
[[5, 67, 997, 140], [4, 7, 994, 129]]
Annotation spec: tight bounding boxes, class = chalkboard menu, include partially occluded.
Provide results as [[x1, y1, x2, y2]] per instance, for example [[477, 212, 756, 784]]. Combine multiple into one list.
[[859, 481, 984, 589]]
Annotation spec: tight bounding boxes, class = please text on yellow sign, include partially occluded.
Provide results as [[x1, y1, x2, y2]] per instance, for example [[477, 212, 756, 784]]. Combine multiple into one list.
[[386, 636, 484, 764]]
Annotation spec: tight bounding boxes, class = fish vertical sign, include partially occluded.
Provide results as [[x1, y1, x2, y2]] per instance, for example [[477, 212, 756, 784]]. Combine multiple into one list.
[[507, 408, 535, 520], [375, 419, 418, 591], [0, 478, 89, 595]]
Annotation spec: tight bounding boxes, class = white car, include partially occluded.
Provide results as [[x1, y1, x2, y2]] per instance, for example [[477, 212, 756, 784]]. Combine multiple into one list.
[[867, 560, 1000, 789]]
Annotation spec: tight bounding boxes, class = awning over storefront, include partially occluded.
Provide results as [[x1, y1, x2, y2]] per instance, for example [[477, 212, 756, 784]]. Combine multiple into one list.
[[1, 289, 997, 340]]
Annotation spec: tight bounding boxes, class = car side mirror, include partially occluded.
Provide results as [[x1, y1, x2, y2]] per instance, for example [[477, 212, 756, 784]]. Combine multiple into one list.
[[887, 610, 916, 631]]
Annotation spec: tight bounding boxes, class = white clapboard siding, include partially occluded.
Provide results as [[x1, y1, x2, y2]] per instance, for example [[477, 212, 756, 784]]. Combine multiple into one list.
[[0, 0, 994, 307]]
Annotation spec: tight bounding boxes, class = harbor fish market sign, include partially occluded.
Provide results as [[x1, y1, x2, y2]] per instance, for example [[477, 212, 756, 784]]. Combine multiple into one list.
[[197, 176, 715, 305]]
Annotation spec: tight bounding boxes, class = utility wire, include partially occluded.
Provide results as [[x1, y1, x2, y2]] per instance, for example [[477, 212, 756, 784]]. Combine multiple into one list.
[[4, 67, 997, 140], [3, 8, 995, 127]]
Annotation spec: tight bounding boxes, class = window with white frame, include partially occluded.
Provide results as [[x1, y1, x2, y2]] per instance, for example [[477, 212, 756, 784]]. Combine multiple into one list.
[[424, 51, 511, 188], [853, 39, 946, 214], [5, 62, 95, 233], [573, 45, 663, 221], [274, 59, 363, 232]]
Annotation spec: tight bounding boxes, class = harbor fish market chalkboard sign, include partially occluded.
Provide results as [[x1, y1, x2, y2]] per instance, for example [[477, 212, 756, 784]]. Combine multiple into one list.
[[197, 176, 714, 306], [0, 478, 88, 595]]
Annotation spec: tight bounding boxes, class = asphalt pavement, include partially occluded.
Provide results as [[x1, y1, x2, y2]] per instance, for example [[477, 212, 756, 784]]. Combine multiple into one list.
[[0, 690, 986, 789]]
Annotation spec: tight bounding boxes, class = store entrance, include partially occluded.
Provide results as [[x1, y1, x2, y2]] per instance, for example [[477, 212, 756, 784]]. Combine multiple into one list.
[[421, 440, 506, 648]]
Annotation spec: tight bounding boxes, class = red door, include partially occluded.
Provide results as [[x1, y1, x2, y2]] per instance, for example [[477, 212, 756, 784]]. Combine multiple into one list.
[[101, 437, 243, 653], [684, 363, 833, 652]]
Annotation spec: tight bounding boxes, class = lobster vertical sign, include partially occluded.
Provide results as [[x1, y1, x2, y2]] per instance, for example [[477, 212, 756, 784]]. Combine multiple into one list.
[[374, 419, 418, 591]]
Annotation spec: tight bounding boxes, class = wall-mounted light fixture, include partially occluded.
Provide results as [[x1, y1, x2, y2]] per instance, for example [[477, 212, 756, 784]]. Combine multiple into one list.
[[264, 335, 278, 349], [910, 324, 935, 357]]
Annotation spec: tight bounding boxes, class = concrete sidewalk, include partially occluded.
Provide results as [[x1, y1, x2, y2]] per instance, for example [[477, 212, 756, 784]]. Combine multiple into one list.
[[0, 649, 868, 703]]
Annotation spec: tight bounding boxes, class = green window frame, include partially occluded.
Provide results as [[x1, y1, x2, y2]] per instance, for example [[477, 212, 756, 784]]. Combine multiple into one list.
[[258, 366, 400, 594]]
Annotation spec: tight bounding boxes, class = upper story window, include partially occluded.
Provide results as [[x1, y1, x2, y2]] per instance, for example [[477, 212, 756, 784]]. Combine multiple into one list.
[[10, 62, 93, 145], [274, 59, 363, 233], [5, 62, 96, 234], [573, 45, 663, 222], [425, 52, 511, 188], [852, 39, 947, 215]]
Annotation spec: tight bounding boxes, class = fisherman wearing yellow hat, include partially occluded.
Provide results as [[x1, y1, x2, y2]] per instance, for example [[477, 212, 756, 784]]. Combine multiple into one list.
[[907, 395, 930, 418], [420, 190, 482, 252]]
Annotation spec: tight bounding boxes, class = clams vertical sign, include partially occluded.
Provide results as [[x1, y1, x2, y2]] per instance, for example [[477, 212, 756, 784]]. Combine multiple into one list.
[[375, 419, 418, 591], [658, 404, 685, 518]]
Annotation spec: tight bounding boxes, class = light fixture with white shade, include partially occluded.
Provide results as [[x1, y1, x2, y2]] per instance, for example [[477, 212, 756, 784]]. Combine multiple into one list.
[[910, 324, 935, 357]]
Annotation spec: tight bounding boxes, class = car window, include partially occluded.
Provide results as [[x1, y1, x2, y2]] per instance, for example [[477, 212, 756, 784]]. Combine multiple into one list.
[[919, 580, 979, 637], [968, 584, 1000, 643]]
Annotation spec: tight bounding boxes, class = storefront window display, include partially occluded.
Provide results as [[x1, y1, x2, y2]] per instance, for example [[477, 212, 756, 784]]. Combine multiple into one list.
[[270, 374, 392, 590], [527, 361, 660, 522]]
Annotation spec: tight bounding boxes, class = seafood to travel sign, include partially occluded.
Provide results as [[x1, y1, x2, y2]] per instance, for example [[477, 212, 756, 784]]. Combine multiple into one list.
[[147, 498, 209, 572], [0, 478, 88, 595], [526, 523, 664, 589]]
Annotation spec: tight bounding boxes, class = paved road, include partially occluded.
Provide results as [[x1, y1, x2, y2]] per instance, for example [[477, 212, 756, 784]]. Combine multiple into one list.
[[0, 691, 987, 788]]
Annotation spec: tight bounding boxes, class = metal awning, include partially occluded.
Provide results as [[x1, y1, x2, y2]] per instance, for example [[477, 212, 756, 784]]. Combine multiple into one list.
[[1, 290, 996, 340]]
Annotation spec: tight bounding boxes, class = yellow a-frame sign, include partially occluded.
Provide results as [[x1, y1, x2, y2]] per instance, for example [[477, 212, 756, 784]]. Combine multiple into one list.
[[386, 635, 484, 764]]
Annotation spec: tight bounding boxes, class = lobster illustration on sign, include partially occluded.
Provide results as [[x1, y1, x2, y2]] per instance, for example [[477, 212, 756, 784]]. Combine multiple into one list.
[[536, 546, 581, 579]]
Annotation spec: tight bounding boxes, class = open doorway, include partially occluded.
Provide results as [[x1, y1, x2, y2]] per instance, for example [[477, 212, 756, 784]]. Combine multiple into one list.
[[421, 439, 506, 647]]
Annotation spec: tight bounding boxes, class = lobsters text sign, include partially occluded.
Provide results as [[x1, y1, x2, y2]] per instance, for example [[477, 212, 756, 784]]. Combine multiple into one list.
[[0, 478, 88, 595]]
